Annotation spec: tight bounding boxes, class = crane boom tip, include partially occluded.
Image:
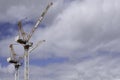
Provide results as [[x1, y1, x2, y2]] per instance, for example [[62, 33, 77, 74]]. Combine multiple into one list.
[[43, 40, 46, 42], [50, 2, 53, 6]]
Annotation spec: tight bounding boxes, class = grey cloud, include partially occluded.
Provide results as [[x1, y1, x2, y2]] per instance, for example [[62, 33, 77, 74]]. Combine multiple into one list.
[[0, 0, 69, 24], [31, 0, 120, 59], [21, 57, 120, 80], [1, 57, 120, 80], [0, 64, 15, 80]]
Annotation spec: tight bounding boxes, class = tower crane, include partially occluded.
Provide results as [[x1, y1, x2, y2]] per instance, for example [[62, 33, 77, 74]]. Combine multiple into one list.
[[14, 2, 53, 80], [7, 44, 23, 80]]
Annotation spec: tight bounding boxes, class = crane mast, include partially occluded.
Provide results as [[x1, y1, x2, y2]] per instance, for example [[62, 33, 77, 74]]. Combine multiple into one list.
[[24, 48, 29, 80], [15, 68, 19, 80]]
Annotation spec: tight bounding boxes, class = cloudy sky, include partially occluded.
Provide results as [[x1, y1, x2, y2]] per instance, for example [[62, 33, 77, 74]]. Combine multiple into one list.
[[0, 0, 120, 80]]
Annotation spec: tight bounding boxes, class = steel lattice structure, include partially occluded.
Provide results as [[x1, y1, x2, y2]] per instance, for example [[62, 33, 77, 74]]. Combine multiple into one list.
[[7, 2, 53, 80]]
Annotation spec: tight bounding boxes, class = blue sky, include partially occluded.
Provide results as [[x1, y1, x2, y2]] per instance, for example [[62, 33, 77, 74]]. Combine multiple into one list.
[[0, 0, 120, 80]]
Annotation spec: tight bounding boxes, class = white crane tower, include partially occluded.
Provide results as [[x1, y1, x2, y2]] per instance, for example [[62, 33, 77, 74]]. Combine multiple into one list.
[[15, 2, 53, 80]]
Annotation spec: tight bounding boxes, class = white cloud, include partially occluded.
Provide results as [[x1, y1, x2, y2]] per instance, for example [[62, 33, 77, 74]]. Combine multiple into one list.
[[24, 56, 120, 80], [28, 0, 120, 60], [1, 57, 120, 80], [0, 63, 15, 80], [7, 64, 15, 73], [0, 0, 68, 24]]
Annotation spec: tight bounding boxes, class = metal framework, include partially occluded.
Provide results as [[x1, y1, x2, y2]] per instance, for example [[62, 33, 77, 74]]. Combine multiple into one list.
[[15, 68, 19, 80], [7, 44, 23, 80], [15, 2, 53, 80]]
